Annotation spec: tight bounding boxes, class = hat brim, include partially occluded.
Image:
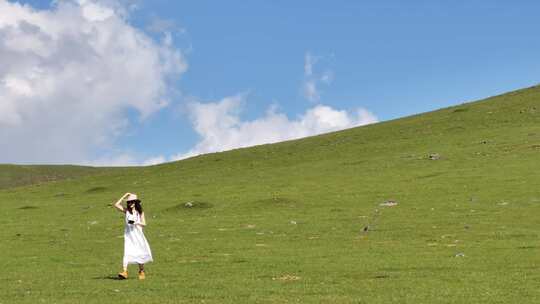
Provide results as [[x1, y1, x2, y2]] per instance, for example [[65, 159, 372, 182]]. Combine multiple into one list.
[[126, 199, 141, 203]]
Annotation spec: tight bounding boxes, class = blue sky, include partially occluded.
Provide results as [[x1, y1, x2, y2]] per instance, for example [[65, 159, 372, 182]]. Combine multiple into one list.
[[3, 0, 540, 165]]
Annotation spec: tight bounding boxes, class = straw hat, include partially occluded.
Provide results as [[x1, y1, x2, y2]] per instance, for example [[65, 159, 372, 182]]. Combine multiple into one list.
[[126, 193, 141, 203]]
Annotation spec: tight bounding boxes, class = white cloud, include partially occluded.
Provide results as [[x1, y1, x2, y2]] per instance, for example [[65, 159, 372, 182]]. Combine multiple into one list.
[[302, 52, 332, 103], [304, 52, 316, 76], [146, 15, 185, 34], [172, 94, 378, 160], [0, 0, 187, 164], [80, 0, 114, 21], [320, 70, 334, 84], [303, 80, 319, 103]]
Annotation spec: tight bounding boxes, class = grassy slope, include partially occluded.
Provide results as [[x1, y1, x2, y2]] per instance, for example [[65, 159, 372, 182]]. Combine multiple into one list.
[[2, 85, 540, 303], [0, 164, 117, 190]]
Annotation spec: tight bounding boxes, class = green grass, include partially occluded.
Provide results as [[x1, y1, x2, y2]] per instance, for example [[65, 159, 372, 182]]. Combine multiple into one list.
[[2, 85, 540, 303], [0, 164, 118, 190]]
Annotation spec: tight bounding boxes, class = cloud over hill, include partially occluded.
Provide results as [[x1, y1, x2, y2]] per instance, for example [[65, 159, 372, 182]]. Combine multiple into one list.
[[0, 0, 186, 164], [173, 94, 377, 160]]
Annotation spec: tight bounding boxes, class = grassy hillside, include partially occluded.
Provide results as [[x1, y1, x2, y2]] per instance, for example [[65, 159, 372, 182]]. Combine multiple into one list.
[[2, 85, 540, 303], [0, 164, 117, 190]]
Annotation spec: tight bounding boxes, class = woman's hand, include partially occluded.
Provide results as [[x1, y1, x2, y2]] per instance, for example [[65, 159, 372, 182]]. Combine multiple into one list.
[[114, 193, 130, 213]]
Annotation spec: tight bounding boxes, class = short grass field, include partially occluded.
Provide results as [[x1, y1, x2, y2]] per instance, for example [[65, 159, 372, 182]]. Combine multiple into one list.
[[0, 164, 116, 190], [2, 85, 540, 303]]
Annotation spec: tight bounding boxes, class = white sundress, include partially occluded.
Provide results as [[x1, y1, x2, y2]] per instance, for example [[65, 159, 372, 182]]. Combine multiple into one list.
[[123, 210, 153, 266]]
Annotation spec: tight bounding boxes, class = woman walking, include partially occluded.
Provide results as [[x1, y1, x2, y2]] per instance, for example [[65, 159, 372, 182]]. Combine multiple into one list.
[[114, 192, 153, 280]]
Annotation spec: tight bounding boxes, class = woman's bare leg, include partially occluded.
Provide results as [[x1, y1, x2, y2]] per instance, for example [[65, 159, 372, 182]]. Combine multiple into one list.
[[138, 264, 144, 272], [123, 257, 128, 272]]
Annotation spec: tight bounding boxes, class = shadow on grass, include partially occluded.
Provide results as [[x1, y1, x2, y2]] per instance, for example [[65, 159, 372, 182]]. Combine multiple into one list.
[[93, 275, 125, 280]]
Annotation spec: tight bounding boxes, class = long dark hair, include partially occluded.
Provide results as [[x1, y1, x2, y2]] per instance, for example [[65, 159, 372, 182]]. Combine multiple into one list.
[[126, 200, 143, 215]]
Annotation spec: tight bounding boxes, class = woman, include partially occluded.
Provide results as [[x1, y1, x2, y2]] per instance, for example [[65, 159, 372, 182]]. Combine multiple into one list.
[[114, 192, 153, 280]]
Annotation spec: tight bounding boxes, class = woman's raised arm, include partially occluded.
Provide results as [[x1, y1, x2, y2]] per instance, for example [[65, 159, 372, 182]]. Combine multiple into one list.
[[114, 193, 130, 213]]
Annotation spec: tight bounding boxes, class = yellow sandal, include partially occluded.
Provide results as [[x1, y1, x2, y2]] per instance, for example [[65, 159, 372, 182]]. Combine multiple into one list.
[[118, 271, 128, 279]]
